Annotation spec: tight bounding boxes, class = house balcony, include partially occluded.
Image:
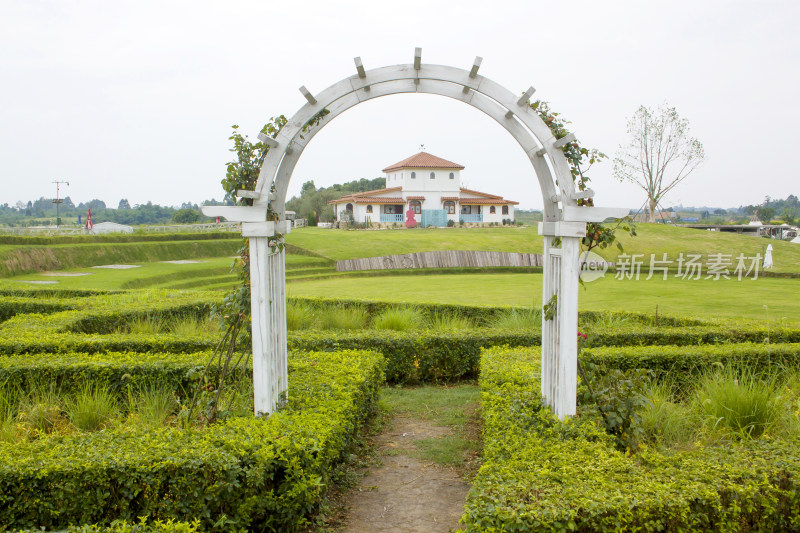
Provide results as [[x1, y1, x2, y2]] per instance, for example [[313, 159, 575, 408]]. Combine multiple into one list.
[[459, 214, 483, 223], [380, 213, 404, 223]]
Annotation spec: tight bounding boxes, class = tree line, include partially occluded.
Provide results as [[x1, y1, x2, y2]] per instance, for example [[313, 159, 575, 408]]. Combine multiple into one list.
[[0, 197, 233, 227]]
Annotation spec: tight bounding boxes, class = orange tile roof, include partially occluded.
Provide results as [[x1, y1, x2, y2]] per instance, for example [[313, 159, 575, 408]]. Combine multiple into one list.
[[406, 196, 425, 200], [382, 152, 465, 173], [440, 197, 459, 201], [329, 187, 402, 204], [460, 198, 520, 205], [352, 197, 404, 204], [459, 187, 502, 199]]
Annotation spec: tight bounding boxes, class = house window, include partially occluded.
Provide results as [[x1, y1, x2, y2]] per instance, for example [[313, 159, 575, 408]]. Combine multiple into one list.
[[366, 205, 373, 213], [490, 206, 496, 214], [502, 205, 509, 215], [411, 172, 416, 179], [461, 205, 471, 214], [345, 203, 353, 212], [430, 172, 435, 179], [449, 172, 454, 179], [384, 205, 403, 214], [409, 200, 422, 214], [444, 201, 455, 214]]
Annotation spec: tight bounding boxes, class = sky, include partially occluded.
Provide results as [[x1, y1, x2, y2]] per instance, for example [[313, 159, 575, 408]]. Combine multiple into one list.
[[0, 0, 797, 211]]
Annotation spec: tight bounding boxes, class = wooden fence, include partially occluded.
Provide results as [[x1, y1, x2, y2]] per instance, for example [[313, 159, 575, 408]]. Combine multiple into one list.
[[336, 250, 545, 271]]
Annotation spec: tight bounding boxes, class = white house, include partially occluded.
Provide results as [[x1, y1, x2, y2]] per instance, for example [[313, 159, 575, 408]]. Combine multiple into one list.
[[329, 152, 518, 227]]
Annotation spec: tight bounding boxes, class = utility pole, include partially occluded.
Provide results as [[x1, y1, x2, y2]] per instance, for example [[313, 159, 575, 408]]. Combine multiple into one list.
[[52, 180, 69, 228]]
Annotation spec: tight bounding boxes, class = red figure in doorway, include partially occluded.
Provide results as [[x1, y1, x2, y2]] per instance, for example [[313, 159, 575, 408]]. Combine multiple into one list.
[[405, 207, 417, 228]]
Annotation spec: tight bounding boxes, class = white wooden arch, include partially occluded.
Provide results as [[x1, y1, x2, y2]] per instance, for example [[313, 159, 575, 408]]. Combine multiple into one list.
[[204, 50, 627, 419]]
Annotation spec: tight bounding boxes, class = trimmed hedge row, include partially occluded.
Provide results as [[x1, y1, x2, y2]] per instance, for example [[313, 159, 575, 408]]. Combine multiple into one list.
[[0, 232, 240, 245], [288, 296, 706, 327], [461, 346, 800, 532], [0, 349, 384, 532], [0, 350, 222, 398], [582, 342, 800, 378]]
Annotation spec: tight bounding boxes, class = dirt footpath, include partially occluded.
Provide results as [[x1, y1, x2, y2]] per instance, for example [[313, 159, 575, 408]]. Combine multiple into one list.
[[342, 416, 470, 533]]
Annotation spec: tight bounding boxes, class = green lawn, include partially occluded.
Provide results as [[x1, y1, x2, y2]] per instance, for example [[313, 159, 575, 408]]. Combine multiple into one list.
[[0, 254, 331, 291], [286, 224, 800, 274], [288, 272, 800, 327]]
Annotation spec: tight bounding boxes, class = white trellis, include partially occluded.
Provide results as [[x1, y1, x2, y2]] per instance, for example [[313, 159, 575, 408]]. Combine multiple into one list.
[[203, 49, 628, 419]]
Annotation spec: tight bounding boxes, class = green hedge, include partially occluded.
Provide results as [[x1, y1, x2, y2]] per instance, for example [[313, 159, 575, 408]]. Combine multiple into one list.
[[0, 233, 241, 245], [288, 296, 705, 327], [461, 346, 800, 532], [0, 350, 221, 398], [582, 342, 800, 378], [0, 349, 384, 532]]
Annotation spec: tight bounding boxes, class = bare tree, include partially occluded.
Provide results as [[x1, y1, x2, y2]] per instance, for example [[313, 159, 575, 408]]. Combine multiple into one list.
[[614, 104, 705, 222]]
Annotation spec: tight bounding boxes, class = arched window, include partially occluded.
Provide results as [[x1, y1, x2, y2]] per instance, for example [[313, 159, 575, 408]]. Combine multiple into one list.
[[490, 206, 496, 214], [430, 172, 435, 179], [444, 201, 455, 214], [345, 203, 353, 212], [411, 172, 416, 179], [366, 205, 373, 213], [502, 205, 509, 215], [449, 172, 454, 179], [409, 200, 422, 214]]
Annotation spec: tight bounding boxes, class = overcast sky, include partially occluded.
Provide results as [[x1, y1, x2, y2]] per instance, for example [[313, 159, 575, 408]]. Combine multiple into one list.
[[1, 0, 797, 211]]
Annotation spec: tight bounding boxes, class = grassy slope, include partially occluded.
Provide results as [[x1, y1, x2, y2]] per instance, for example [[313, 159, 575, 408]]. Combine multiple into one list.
[[288, 273, 800, 327], [0, 239, 242, 278], [0, 254, 331, 291], [287, 225, 800, 274]]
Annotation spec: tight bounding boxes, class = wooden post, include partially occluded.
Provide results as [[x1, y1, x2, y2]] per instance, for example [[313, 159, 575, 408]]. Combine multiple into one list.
[[247, 233, 289, 415]]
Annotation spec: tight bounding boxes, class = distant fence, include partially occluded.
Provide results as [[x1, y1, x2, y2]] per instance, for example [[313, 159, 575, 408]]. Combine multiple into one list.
[[337, 250, 546, 271], [0, 222, 241, 236]]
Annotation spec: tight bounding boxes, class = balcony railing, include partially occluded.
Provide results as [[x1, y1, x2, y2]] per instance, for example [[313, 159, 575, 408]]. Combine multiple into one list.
[[380, 213, 405, 223], [459, 214, 483, 223]]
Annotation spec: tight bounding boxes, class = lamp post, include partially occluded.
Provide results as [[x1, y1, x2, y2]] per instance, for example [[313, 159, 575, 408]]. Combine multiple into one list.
[[52, 180, 69, 228]]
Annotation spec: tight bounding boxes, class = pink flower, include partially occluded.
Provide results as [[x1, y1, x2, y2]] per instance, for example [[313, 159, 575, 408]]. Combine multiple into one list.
[[577, 332, 588, 340]]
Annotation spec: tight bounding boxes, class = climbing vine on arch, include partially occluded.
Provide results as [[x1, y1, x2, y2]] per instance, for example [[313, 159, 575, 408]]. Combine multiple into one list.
[[529, 100, 636, 255]]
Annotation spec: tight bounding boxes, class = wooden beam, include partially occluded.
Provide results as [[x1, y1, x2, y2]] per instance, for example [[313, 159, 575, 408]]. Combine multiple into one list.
[[237, 190, 261, 199], [469, 56, 482, 78], [562, 206, 630, 223], [299, 85, 317, 105], [200, 205, 267, 222], [517, 86, 536, 106], [256, 132, 279, 149], [354, 56, 366, 78], [505, 110, 514, 119], [553, 133, 576, 149], [414, 47, 422, 70], [570, 188, 595, 200], [242, 221, 276, 237], [462, 86, 470, 94]]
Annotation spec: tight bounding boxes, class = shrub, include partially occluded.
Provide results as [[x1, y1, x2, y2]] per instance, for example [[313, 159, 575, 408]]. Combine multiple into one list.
[[486, 307, 541, 329], [18, 385, 64, 435], [426, 311, 473, 331], [639, 379, 697, 448], [126, 384, 178, 428], [286, 302, 317, 331], [67, 383, 119, 431], [462, 346, 800, 532], [694, 365, 781, 438], [317, 306, 367, 330], [0, 350, 385, 532], [371, 307, 425, 331]]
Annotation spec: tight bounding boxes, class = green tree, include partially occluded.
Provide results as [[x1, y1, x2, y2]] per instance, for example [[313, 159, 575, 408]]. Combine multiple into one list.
[[171, 208, 201, 224], [614, 103, 705, 222]]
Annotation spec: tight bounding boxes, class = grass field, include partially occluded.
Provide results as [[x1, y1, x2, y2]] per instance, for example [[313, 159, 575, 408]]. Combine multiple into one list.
[[287, 272, 800, 327], [0, 254, 332, 291], [286, 224, 800, 274]]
